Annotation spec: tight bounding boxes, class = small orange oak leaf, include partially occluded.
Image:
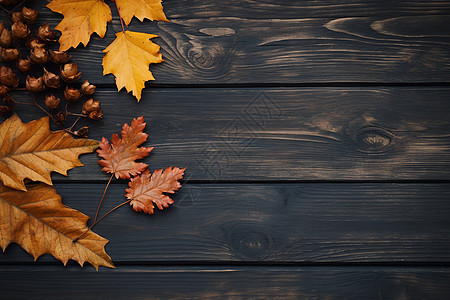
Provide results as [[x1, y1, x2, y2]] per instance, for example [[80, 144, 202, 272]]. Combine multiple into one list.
[[102, 30, 163, 101], [0, 114, 99, 191], [125, 167, 185, 215], [97, 116, 153, 179], [0, 183, 114, 269], [47, 0, 112, 51], [115, 0, 168, 26]]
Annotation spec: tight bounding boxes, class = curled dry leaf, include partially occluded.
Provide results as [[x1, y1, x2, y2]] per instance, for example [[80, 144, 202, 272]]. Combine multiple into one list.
[[102, 31, 163, 101], [126, 167, 185, 215], [0, 114, 99, 191], [47, 0, 112, 51], [97, 116, 153, 179], [0, 183, 114, 269], [115, 0, 168, 26]]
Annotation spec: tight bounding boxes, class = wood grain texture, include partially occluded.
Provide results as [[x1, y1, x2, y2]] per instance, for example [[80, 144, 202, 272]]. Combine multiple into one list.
[[1, 265, 450, 299], [1, 183, 450, 263], [32, 2, 450, 84], [5, 87, 450, 181]]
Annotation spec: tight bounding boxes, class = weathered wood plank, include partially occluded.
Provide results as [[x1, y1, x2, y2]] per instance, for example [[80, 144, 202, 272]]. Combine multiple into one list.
[[28, 2, 450, 84], [1, 183, 450, 263], [1, 265, 450, 299], [5, 87, 450, 181]]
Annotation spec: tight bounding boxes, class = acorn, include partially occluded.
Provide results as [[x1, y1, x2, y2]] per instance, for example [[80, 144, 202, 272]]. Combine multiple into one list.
[[0, 85, 9, 96], [11, 21, 30, 40], [74, 126, 89, 137], [54, 111, 66, 124], [82, 98, 101, 115], [22, 7, 38, 24], [26, 38, 45, 49], [0, 105, 11, 115], [25, 75, 45, 92], [16, 58, 32, 72], [0, 47, 20, 61], [64, 86, 81, 102], [29, 46, 49, 64], [43, 68, 61, 89], [60, 62, 81, 82], [49, 49, 70, 64], [11, 12, 23, 24], [37, 23, 56, 42], [0, 66, 19, 87], [88, 110, 103, 120], [0, 23, 12, 47], [45, 94, 60, 110], [3, 94, 15, 106], [81, 80, 96, 95]]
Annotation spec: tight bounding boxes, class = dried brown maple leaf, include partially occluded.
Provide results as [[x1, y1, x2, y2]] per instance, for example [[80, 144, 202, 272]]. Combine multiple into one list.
[[125, 167, 185, 215], [97, 116, 153, 179], [47, 0, 112, 51], [0, 114, 99, 191], [115, 0, 168, 26], [102, 30, 163, 101], [0, 182, 114, 269]]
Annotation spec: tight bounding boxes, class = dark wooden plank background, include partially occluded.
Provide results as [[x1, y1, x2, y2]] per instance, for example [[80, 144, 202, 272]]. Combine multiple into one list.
[[1, 0, 450, 298]]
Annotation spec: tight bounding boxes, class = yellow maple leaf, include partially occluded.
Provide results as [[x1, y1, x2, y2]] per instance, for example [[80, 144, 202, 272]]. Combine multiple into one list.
[[0, 183, 114, 269], [103, 30, 163, 101], [0, 114, 99, 191], [115, 0, 168, 26], [47, 0, 112, 51]]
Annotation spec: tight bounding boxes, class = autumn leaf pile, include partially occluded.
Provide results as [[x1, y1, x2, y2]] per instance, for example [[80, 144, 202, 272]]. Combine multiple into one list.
[[0, 114, 185, 269], [47, 0, 168, 101]]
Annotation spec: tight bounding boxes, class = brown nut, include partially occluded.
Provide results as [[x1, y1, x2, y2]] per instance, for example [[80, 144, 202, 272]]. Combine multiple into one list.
[[3, 94, 15, 106], [37, 23, 56, 42], [0, 66, 19, 87], [16, 58, 32, 72], [0, 25, 12, 47], [88, 110, 103, 120], [26, 75, 45, 92], [22, 7, 38, 24], [26, 38, 45, 49], [82, 98, 101, 114], [0, 105, 11, 115], [80, 80, 96, 95], [11, 21, 30, 40], [43, 68, 61, 89], [0, 47, 20, 61], [0, 85, 9, 96], [49, 49, 70, 64], [54, 112, 66, 124], [45, 94, 60, 110], [64, 86, 82, 102], [74, 126, 89, 137], [60, 62, 81, 82], [11, 12, 23, 24], [29, 46, 49, 64]]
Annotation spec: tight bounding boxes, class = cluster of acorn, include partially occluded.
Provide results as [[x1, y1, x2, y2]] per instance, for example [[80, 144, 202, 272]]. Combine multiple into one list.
[[0, 4, 103, 137]]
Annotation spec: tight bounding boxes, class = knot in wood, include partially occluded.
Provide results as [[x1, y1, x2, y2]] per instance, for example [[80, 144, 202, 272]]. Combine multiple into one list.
[[231, 228, 271, 259], [352, 126, 395, 154]]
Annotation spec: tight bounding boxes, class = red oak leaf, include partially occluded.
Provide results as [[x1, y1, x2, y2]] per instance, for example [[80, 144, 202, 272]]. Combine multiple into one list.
[[125, 167, 186, 214], [97, 116, 153, 179]]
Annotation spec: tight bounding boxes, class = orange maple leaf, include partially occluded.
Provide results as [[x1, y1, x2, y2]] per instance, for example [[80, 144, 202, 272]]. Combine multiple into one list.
[[125, 167, 185, 215], [0, 183, 114, 269], [102, 30, 163, 101], [115, 0, 168, 26], [47, 0, 112, 51], [97, 116, 153, 179]]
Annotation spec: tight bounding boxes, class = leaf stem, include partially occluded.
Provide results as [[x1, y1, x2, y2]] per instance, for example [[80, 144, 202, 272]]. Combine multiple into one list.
[[92, 173, 114, 225], [31, 94, 76, 135], [73, 199, 130, 243], [113, 0, 126, 32]]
